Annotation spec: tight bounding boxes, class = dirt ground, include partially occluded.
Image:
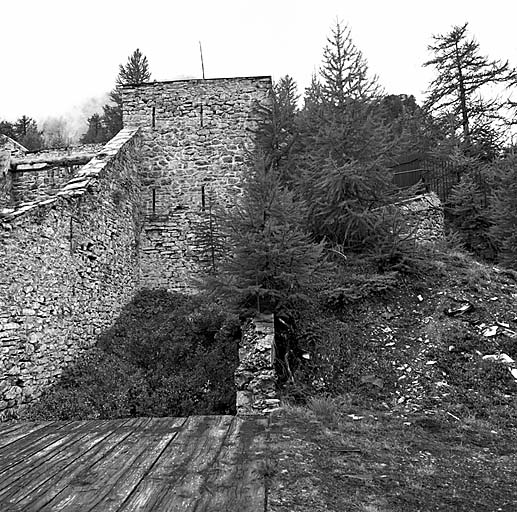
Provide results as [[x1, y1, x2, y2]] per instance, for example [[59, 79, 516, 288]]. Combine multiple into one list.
[[265, 251, 517, 511]]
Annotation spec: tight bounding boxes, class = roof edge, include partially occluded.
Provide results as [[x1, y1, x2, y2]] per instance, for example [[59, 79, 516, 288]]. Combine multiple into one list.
[[121, 75, 272, 88]]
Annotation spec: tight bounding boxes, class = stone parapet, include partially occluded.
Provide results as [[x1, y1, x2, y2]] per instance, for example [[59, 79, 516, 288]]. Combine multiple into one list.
[[395, 192, 444, 243], [235, 314, 279, 415]]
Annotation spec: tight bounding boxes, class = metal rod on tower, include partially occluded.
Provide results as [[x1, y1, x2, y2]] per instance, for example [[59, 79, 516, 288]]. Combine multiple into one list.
[[199, 41, 205, 79]]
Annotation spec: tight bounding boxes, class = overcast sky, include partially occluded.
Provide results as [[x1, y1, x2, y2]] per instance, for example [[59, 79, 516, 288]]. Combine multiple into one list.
[[2, 0, 517, 131]]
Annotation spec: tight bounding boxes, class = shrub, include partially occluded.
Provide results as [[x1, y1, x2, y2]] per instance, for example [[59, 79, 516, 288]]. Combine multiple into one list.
[[446, 171, 495, 259], [25, 291, 240, 420], [490, 156, 517, 269], [205, 154, 327, 316], [24, 349, 148, 421]]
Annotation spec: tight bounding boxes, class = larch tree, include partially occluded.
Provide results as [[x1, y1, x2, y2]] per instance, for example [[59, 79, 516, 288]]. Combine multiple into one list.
[[255, 75, 300, 184], [295, 21, 399, 247], [423, 23, 515, 158], [489, 155, 517, 268]]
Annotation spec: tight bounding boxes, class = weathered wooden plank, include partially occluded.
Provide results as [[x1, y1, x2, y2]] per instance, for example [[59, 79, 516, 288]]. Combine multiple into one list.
[[7, 417, 150, 511], [0, 419, 118, 503], [187, 416, 267, 511], [0, 421, 58, 451], [117, 415, 235, 512], [0, 421, 29, 436], [0, 415, 269, 512], [40, 417, 180, 511], [0, 421, 75, 476], [71, 417, 187, 512], [158, 416, 268, 512]]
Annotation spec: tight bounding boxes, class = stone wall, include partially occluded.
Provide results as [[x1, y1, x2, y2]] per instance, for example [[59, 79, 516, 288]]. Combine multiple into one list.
[[9, 164, 78, 205], [4, 145, 101, 207], [0, 135, 27, 207], [122, 76, 272, 290], [235, 314, 279, 415], [0, 128, 143, 419], [0, 152, 12, 208], [0, 135, 27, 158], [394, 192, 444, 243]]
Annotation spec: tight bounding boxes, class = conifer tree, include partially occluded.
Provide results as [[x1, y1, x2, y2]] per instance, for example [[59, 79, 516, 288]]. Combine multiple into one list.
[[295, 21, 398, 247], [447, 169, 495, 258], [255, 75, 300, 184], [424, 23, 515, 157], [490, 156, 517, 267], [81, 49, 152, 143], [0, 121, 16, 140], [80, 114, 107, 144], [116, 49, 151, 86], [14, 116, 44, 151], [207, 153, 325, 314]]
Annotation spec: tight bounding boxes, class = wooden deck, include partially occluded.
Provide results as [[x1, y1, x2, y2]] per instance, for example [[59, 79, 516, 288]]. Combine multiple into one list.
[[0, 415, 269, 511]]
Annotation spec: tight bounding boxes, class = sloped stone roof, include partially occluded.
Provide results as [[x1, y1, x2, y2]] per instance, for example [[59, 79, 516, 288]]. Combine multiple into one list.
[[0, 134, 28, 156]]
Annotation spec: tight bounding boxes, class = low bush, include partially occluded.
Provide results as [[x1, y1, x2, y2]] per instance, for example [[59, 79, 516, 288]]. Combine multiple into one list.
[[24, 290, 240, 420], [24, 350, 148, 421]]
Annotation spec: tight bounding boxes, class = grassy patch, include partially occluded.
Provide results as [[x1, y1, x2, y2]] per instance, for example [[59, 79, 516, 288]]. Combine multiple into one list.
[[269, 401, 517, 511], [271, 248, 517, 510]]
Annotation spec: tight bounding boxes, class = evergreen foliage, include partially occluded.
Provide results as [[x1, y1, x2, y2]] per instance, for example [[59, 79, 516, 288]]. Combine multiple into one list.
[[207, 153, 326, 315], [380, 94, 440, 154], [81, 49, 151, 143], [13, 115, 44, 150], [80, 113, 107, 144], [446, 170, 495, 259], [116, 48, 151, 86], [293, 21, 401, 248], [489, 155, 517, 268], [0, 120, 16, 140], [424, 23, 516, 158], [255, 75, 300, 184]]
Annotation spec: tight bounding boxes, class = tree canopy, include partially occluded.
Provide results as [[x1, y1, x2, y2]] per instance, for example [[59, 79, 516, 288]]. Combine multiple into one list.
[[81, 49, 152, 144], [423, 23, 516, 157]]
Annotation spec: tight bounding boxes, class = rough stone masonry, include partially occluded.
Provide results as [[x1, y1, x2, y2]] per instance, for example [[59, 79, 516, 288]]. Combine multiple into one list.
[[122, 76, 272, 290], [0, 129, 143, 419], [0, 76, 272, 419], [0, 75, 443, 419]]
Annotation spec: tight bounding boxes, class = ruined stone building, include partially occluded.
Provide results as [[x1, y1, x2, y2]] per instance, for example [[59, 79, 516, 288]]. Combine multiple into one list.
[[0, 76, 272, 418], [0, 75, 443, 419]]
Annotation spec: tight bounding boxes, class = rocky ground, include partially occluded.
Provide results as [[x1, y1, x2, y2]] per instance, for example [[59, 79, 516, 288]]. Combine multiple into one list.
[[265, 249, 517, 511]]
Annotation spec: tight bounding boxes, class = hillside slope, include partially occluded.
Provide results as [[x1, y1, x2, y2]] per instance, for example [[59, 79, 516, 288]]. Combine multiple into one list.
[[269, 248, 517, 511]]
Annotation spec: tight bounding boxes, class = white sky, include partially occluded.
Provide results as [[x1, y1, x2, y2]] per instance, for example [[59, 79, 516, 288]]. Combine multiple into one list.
[[2, 0, 517, 129]]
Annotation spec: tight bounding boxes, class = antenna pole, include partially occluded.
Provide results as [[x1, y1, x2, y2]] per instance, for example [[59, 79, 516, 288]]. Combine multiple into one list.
[[199, 41, 205, 79]]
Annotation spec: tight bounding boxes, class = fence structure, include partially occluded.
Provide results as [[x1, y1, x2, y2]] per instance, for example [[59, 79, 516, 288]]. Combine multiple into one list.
[[391, 154, 462, 202]]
